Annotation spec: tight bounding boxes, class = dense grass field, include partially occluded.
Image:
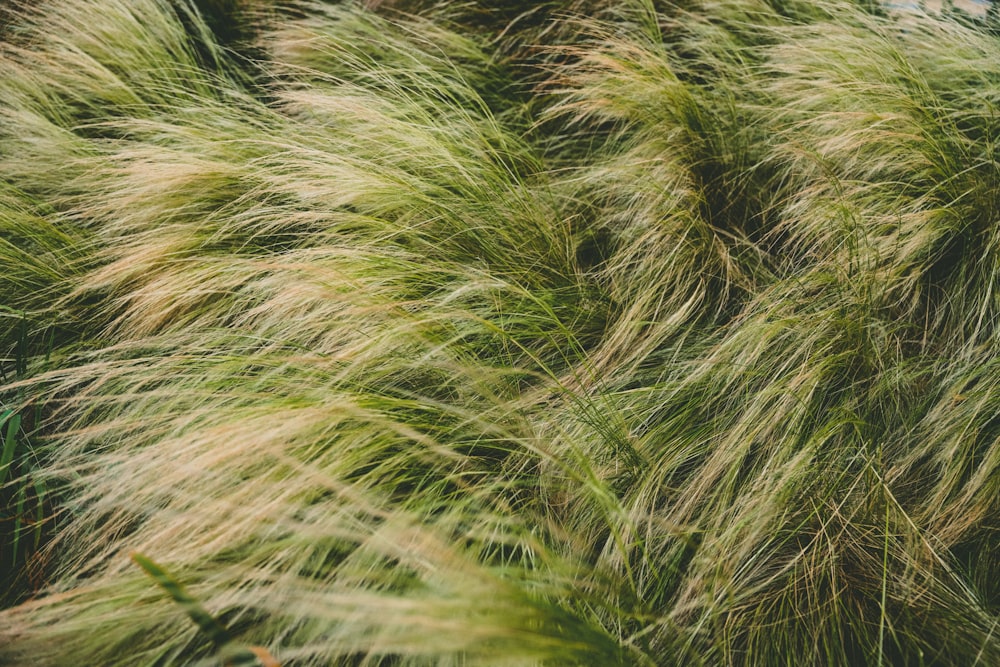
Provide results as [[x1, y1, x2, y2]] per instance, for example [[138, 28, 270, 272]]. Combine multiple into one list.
[[1, 0, 999, 664]]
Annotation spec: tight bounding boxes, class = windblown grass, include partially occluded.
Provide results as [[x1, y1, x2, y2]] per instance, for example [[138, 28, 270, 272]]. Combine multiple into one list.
[[0, 0, 998, 665]]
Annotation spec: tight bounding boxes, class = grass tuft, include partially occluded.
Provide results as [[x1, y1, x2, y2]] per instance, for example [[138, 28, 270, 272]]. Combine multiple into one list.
[[0, 0, 999, 665]]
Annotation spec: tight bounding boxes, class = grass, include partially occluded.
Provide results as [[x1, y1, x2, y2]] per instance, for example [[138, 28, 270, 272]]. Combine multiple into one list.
[[0, 0, 999, 664]]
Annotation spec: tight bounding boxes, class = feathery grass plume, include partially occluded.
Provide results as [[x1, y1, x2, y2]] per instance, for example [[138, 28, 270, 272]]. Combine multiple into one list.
[[673, 2, 1000, 662], [1, 0, 1000, 665], [541, 0, 1000, 663], [0, 0, 627, 664], [0, 185, 87, 341], [541, 0, 792, 379]]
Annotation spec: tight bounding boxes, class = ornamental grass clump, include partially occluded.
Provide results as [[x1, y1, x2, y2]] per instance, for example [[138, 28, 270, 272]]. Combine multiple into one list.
[[0, 0, 998, 665]]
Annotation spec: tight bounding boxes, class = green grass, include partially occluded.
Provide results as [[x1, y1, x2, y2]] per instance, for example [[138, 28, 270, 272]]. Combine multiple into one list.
[[0, 0, 998, 665]]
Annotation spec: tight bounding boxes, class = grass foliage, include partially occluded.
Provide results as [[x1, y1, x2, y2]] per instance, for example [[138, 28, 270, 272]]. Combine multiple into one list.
[[1, 0, 999, 664]]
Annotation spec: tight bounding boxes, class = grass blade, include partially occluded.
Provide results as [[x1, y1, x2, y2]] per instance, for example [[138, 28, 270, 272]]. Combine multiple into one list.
[[0, 411, 21, 486], [131, 552, 231, 648], [131, 552, 280, 666]]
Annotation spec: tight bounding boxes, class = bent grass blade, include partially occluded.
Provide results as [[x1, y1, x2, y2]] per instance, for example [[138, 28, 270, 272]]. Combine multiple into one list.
[[131, 552, 281, 667]]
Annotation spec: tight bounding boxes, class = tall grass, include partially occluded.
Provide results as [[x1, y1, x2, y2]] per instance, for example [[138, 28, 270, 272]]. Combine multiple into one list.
[[0, 0, 998, 665]]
